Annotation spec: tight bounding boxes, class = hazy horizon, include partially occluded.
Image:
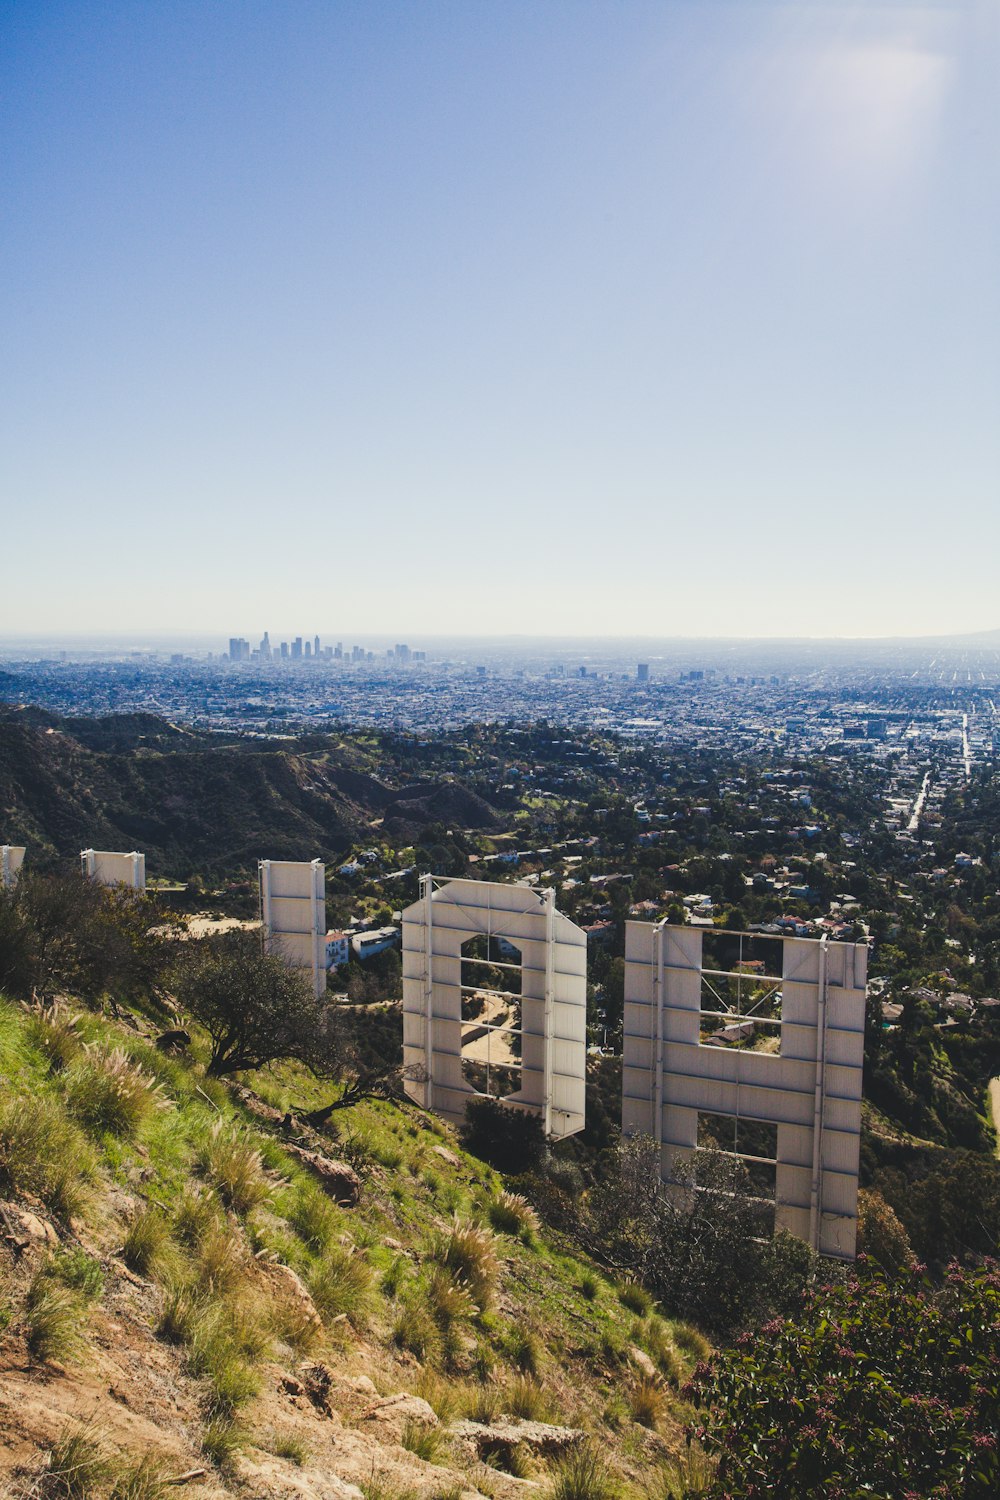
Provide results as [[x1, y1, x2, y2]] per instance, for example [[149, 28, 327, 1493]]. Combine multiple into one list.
[[3, 2, 998, 638]]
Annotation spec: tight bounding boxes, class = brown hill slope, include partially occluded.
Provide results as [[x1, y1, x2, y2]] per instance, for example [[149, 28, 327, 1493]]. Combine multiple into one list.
[[0, 709, 498, 878]]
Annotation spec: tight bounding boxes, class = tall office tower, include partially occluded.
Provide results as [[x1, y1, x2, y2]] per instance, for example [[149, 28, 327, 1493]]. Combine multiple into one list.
[[260, 632, 272, 661], [314, 635, 320, 657], [292, 637, 303, 659], [352, 645, 363, 661], [304, 640, 312, 658], [280, 641, 289, 659], [637, 663, 650, 683], [395, 643, 410, 663], [228, 638, 240, 661], [334, 642, 343, 659]]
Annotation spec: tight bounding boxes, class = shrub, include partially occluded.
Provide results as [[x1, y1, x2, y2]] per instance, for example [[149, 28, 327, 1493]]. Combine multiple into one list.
[[401, 1419, 445, 1462], [157, 1284, 201, 1345], [0, 1093, 94, 1219], [176, 928, 337, 1076], [549, 1444, 620, 1500], [48, 1247, 104, 1302], [629, 1375, 666, 1429], [460, 1097, 546, 1173], [40, 1423, 112, 1498], [503, 1375, 557, 1423], [689, 1261, 1000, 1500], [579, 1272, 599, 1301], [25, 1276, 86, 1365], [618, 1280, 653, 1317], [123, 1208, 170, 1276], [197, 1122, 274, 1215], [64, 1048, 163, 1139], [308, 1243, 375, 1329], [434, 1218, 498, 1311], [487, 1190, 539, 1242]]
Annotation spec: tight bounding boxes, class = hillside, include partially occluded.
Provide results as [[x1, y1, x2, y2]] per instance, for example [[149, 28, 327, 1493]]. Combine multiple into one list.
[[0, 709, 498, 878], [0, 993, 707, 1499]]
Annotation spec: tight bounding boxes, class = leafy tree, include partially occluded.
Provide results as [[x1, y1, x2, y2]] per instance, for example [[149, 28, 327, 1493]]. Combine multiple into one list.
[[689, 1261, 1000, 1500], [175, 929, 339, 1077], [0, 871, 172, 1007]]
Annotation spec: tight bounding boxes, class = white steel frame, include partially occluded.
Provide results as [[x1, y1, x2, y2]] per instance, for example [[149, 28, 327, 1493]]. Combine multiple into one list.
[[259, 858, 326, 999], [1, 845, 26, 888], [80, 849, 145, 890], [622, 922, 866, 1259], [402, 875, 587, 1139]]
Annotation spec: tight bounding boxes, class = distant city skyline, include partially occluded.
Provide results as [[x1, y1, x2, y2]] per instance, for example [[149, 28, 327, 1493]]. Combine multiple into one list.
[[3, 2, 997, 638]]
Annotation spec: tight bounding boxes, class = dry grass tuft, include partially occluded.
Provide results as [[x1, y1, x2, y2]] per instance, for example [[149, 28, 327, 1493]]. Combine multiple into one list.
[[487, 1191, 540, 1242], [65, 1047, 164, 1139], [434, 1218, 498, 1312], [197, 1121, 274, 1215]]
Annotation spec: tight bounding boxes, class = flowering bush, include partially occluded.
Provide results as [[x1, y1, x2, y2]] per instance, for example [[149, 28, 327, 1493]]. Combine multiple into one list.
[[687, 1259, 1000, 1499]]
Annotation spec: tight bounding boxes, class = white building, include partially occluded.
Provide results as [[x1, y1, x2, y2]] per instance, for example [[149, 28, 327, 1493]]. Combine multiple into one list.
[[325, 931, 350, 969], [352, 926, 399, 961]]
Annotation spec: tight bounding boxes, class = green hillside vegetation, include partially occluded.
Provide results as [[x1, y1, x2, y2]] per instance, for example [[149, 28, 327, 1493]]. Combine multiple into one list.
[[0, 978, 712, 1498]]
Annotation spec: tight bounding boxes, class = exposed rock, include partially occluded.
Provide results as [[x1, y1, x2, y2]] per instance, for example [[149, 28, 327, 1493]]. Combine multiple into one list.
[[629, 1345, 657, 1379], [360, 1393, 439, 1437], [2, 1205, 59, 1247], [154, 1029, 191, 1053], [238, 1454, 364, 1500], [451, 1419, 583, 1462], [433, 1145, 461, 1168], [284, 1145, 362, 1205]]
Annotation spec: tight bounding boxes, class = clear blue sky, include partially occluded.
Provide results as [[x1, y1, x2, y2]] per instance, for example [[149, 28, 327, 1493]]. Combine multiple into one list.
[[2, 1, 997, 639]]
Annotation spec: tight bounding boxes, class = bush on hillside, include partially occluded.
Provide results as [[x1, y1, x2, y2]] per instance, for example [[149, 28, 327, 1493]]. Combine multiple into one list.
[[0, 871, 172, 1007], [460, 1097, 546, 1173], [689, 1259, 1000, 1499], [174, 930, 342, 1077]]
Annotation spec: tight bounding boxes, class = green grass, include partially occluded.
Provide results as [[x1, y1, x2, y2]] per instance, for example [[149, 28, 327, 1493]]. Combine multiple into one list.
[[196, 1121, 274, 1215], [261, 1428, 310, 1466], [64, 1047, 163, 1139], [47, 1246, 104, 1301], [108, 1455, 169, 1500], [401, 1418, 446, 1462], [618, 1280, 653, 1317], [39, 1423, 111, 1497], [433, 1219, 498, 1312], [550, 1444, 621, 1500], [25, 1274, 87, 1365], [0, 1092, 95, 1219], [307, 1242, 376, 1330], [122, 1207, 171, 1275]]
